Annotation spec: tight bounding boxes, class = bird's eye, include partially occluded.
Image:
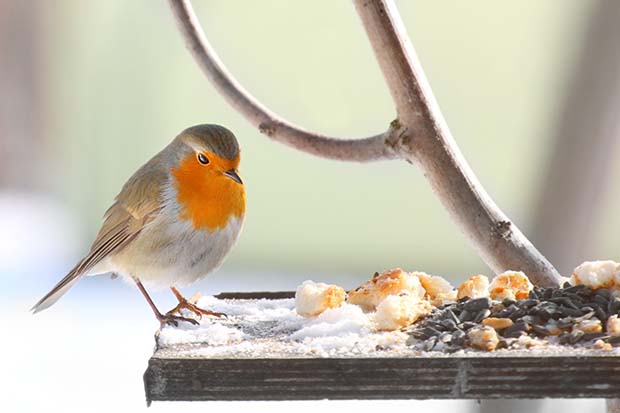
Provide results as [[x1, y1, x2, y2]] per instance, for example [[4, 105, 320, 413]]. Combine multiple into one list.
[[197, 153, 209, 165]]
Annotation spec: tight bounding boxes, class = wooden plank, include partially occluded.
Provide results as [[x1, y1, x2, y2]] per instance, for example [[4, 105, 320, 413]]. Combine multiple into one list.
[[144, 292, 620, 404], [144, 354, 620, 403]]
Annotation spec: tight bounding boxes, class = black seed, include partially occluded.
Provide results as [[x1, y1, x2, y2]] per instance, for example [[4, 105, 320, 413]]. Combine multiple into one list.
[[509, 309, 528, 321], [443, 309, 461, 325], [503, 330, 525, 339], [595, 309, 608, 323], [564, 285, 591, 295], [549, 297, 579, 310], [429, 320, 446, 330], [584, 302, 607, 319], [496, 339, 509, 350], [569, 329, 585, 344], [552, 289, 564, 298], [461, 321, 477, 330], [583, 332, 606, 342], [559, 332, 571, 344], [421, 326, 442, 338], [596, 289, 611, 300], [459, 310, 474, 323], [576, 286, 593, 297], [451, 330, 466, 346], [562, 281, 572, 288], [502, 321, 529, 338], [531, 308, 553, 322], [594, 295, 610, 307], [424, 337, 438, 351], [543, 288, 554, 300], [557, 317, 575, 329], [408, 329, 429, 340], [557, 306, 583, 318], [608, 297, 620, 314], [474, 309, 491, 323], [607, 336, 620, 345], [440, 319, 458, 331], [493, 306, 515, 318], [463, 297, 491, 312], [518, 299, 539, 309], [502, 298, 517, 307], [439, 332, 452, 343], [531, 324, 550, 336], [565, 293, 586, 306], [580, 306, 595, 316], [520, 315, 541, 325]]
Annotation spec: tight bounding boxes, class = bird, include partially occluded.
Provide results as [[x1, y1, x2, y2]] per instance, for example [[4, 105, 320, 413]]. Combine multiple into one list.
[[32, 124, 246, 325]]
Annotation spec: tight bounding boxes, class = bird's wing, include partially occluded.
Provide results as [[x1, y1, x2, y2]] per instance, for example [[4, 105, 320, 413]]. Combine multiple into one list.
[[31, 164, 167, 313]]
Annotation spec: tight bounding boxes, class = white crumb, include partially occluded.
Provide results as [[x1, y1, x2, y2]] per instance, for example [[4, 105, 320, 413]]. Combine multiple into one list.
[[295, 280, 346, 317], [571, 260, 620, 289]]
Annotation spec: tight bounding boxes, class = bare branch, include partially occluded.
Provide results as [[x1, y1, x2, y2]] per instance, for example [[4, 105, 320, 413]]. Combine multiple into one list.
[[167, 0, 562, 286], [167, 0, 398, 162], [353, 0, 561, 286]]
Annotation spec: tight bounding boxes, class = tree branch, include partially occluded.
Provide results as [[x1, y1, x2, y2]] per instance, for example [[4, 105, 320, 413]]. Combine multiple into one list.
[[167, 0, 398, 162], [353, 0, 561, 286], [167, 0, 562, 287]]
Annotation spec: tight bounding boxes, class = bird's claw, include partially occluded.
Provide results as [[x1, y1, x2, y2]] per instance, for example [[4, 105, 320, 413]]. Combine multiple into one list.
[[158, 313, 199, 327], [166, 300, 227, 320]]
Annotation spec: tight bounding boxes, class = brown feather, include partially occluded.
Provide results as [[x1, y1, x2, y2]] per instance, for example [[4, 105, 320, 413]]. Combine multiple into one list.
[[31, 157, 166, 313]]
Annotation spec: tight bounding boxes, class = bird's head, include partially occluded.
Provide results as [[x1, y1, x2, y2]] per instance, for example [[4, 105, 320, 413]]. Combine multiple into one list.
[[167, 124, 245, 231], [174, 124, 243, 185]]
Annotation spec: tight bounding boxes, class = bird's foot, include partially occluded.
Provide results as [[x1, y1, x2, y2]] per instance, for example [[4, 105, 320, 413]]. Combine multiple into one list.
[[166, 300, 226, 320], [157, 313, 199, 327]]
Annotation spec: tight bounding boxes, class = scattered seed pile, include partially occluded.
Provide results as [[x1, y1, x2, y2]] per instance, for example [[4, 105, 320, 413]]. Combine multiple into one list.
[[406, 283, 620, 352]]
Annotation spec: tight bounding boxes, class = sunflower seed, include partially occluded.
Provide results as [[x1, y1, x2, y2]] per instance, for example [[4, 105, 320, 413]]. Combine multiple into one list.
[[440, 318, 458, 331], [569, 329, 585, 344], [463, 297, 491, 312], [474, 309, 491, 323], [459, 310, 473, 323]]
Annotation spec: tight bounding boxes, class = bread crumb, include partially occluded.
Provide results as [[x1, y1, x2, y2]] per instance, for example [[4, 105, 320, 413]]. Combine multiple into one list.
[[545, 321, 563, 336], [607, 315, 620, 336], [516, 335, 542, 348], [457, 275, 489, 299], [594, 339, 612, 351], [375, 292, 432, 331], [348, 268, 426, 312], [295, 280, 346, 317], [417, 272, 457, 305], [467, 326, 499, 351], [574, 318, 603, 334], [482, 317, 513, 330], [571, 260, 619, 290], [489, 271, 533, 301]]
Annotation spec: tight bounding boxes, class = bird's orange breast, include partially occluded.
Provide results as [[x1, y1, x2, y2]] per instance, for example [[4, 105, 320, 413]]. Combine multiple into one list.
[[171, 154, 245, 231]]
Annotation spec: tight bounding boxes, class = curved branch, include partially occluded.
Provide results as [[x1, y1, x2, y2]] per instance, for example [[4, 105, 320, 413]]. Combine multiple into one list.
[[167, 0, 562, 287], [167, 0, 398, 162], [353, 0, 561, 286]]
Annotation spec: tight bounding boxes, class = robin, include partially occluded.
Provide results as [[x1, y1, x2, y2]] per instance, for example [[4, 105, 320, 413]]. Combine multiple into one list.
[[32, 124, 246, 325]]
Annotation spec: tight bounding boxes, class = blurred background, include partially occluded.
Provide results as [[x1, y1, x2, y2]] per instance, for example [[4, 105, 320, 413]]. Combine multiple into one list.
[[1, 1, 618, 412]]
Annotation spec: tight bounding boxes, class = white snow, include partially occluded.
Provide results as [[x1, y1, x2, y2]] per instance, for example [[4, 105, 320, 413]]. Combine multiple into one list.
[[157, 296, 410, 358]]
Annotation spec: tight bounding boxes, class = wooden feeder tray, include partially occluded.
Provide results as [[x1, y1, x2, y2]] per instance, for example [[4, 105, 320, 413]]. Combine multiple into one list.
[[143, 292, 620, 404]]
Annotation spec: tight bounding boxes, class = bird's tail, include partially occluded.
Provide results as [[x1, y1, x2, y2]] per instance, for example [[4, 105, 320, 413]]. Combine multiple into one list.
[[31, 263, 84, 314]]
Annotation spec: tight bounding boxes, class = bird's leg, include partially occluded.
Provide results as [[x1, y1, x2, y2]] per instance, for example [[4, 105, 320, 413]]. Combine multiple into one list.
[[134, 279, 198, 326], [166, 287, 226, 318]]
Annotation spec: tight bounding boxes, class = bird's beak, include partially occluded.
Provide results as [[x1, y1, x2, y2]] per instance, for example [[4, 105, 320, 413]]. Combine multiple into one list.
[[223, 169, 243, 184]]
